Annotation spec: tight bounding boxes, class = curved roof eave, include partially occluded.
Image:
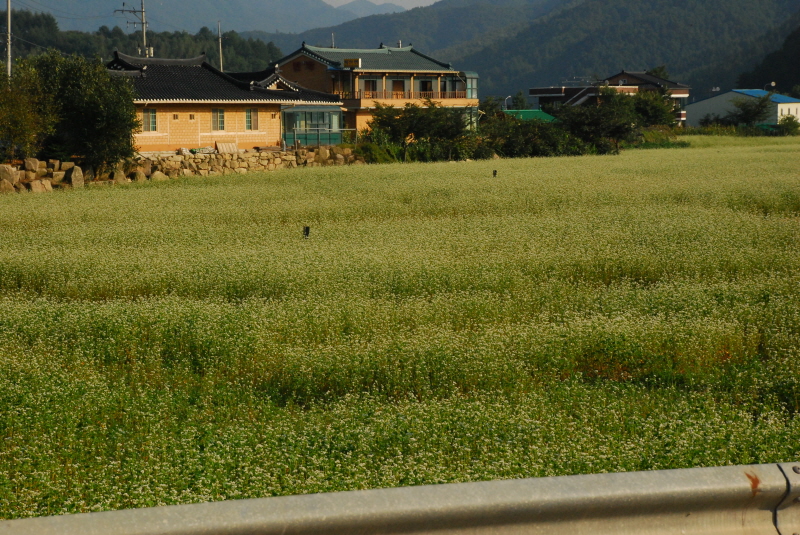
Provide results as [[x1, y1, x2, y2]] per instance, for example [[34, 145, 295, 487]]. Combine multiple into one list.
[[134, 99, 343, 105]]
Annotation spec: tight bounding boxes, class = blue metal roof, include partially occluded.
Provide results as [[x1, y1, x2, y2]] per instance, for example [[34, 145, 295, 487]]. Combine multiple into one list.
[[732, 89, 800, 104]]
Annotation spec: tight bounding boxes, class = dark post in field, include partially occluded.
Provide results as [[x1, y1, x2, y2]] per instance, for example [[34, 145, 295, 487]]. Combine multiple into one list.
[[303, 226, 310, 239]]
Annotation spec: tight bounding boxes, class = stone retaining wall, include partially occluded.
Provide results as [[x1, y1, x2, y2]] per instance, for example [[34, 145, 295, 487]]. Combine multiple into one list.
[[0, 146, 365, 194]]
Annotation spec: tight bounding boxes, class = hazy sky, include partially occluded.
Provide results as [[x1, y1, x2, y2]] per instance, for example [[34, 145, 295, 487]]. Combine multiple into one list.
[[322, 0, 439, 9]]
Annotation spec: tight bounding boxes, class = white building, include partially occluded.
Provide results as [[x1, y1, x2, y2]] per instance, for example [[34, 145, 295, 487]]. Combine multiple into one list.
[[686, 89, 800, 127]]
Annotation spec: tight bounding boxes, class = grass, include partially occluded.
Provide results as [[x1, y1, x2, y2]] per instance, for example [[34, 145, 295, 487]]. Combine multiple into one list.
[[2, 136, 800, 518]]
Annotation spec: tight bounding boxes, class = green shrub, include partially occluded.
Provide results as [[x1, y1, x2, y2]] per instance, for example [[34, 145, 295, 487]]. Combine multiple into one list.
[[777, 115, 800, 136]]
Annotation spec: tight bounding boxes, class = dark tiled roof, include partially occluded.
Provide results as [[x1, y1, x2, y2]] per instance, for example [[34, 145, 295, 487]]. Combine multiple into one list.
[[278, 43, 457, 73], [606, 70, 690, 90], [107, 51, 341, 104], [227, 66, 277, 83]]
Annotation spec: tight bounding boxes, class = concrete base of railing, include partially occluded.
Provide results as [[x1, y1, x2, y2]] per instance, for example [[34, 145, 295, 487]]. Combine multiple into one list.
[[2, 463, 799, 535]]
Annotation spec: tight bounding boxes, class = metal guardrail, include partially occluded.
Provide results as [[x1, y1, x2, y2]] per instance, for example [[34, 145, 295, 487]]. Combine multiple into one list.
[[2, 462, 799, 535]]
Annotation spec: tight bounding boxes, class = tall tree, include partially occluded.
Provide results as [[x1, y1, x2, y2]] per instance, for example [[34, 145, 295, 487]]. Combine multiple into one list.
[[726, 93, 773, 126], [551, 88, 637, 154], [11, 50, 140, 171], [632, 90, 676, 127], [511, 91, 528, 110]]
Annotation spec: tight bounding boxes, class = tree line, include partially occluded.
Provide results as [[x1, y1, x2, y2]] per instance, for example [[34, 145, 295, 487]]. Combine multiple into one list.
[[355, 86, 684, 163], [3, 10, 282, 72]]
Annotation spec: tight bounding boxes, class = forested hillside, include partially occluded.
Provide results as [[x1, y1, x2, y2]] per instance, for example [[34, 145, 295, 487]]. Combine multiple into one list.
[[738, 23, 800, 95], [242, 0, 581, 57], [3, 10, 282, 72], [7, 0, 800, 97], [245, 0, 800, 96]]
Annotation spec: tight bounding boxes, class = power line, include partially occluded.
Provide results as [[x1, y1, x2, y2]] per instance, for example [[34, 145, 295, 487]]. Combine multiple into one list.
[[115, 1, 150, 56]]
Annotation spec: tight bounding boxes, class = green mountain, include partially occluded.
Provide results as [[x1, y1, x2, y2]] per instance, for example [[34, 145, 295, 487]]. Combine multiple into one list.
[[245, 0, 800, 97], [455, 0, 800, 96], [338, 0, 406, 18], [8, 0, 800, 99], [738, 21, 800, 94], [242, 0, 580, 58]]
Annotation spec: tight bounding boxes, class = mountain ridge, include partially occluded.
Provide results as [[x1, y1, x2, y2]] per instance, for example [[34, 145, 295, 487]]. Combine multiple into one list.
[[22, 0, 384, 34], [243, 0, 800, 96]]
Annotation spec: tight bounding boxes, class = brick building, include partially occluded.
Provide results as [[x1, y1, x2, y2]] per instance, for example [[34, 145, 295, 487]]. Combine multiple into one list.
[[107, 51, 342, 152]]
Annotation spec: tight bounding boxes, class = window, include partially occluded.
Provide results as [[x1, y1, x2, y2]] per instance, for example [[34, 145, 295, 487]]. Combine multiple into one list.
[[364, 79, 377, 96], [466, 76, 478, 99], [293, 61, 302, 72], [440, 79, 447, 93], [392, 80, 405, 96], [212, 108, 225, 131], [246, 108, 259, 131], [173, 114, 179, 120], [189, 114, 196, 121], [142, 108, 157, 132], [419, 80, 432, 92], [305, 61, 315, 71]]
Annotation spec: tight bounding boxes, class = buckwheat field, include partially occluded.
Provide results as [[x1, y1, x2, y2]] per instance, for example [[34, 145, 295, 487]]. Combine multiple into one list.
[[2, 137, 800, 518]]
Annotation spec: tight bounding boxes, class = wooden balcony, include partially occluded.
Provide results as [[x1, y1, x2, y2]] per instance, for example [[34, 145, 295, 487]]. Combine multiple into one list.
[[337, 90, 468, 100]]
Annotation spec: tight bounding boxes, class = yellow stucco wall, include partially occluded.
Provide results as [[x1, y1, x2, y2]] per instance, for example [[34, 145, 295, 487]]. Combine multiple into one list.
[[135, 103, 283, 152]]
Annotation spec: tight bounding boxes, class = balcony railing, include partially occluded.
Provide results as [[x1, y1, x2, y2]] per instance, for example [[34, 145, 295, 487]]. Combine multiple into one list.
[[337, 91, 468, 100]]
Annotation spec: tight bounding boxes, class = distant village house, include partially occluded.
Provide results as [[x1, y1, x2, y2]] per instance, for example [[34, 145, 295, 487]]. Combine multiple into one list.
[[529, 70, 691, 124]]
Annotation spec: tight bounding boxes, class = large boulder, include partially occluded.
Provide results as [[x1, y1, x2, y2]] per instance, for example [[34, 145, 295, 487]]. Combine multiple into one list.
[[60, 162, 75, 172], [150, 171, 169, 181], [0, 178, 14, 194], [133, 170, 147, 182], [27, 180, 48, 193], [23, 158, 39, 171], [112, 169, 128, 184], [47, 159, 60, 171], [65, 166, 84, 188], [50, 171, 66, 184], [0, 165, 17, 185]]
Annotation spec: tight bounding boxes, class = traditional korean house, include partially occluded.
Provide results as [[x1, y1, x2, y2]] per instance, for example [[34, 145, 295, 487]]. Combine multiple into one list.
[[107, 51, 343, 152], [233, 42, 479, 131]]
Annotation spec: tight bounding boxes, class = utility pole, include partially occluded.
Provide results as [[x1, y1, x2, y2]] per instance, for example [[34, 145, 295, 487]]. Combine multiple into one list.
[[115, 1, 149, 57], [7, 0, 11, 78], [218, 21, 223, 72]]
